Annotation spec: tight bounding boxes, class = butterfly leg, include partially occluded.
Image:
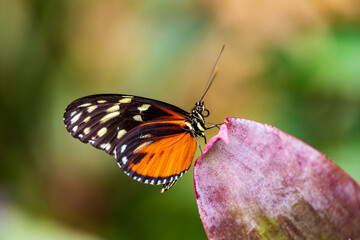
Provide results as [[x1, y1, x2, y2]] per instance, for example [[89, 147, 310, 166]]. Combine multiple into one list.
[[205, 123, 223, 130], [160, 180, 178, 193], [192, 133, 205, 160]]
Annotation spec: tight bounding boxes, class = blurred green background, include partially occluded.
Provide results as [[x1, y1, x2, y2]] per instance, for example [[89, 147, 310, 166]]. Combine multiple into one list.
[[1, 0, 359, 239]]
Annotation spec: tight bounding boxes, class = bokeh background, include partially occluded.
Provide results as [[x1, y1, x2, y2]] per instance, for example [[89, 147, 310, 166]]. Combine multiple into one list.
[[1, 0, 359, 239]]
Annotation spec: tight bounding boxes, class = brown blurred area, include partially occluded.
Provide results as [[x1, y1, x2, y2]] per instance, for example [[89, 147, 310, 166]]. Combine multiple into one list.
[[1, 0, 359, 239]]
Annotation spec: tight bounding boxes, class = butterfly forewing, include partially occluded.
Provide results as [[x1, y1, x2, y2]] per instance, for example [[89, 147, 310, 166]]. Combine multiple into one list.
[[63, 94, 196, 186]]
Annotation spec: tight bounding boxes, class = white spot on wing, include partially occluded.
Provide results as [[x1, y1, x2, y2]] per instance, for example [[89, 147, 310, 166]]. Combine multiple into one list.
[[71, 112, 81, 124], [84, 127, 90, 134], [119, 98, 132, 103], [70, 111, 77, 117], [162, 179, 166, 184], [138, 104, 150, 112], [72, 126, 78, 132], [122, 156, 128, 165], [117, 129, 127, 139], [117, 162, 121, 168], [78, 134, 83, 138], [121, 145, 127, 153], [106, 104, 120, 112], [144, 179, 149, 184], [83, 116, 91, 123], [105, 144, 111, 151], [133, 115, 142, 122], [87, 105, 97, 113], [97, 100, 106, 103], [150, 180, 155, 185], [78, 103, 91, 108], [97, 127, 107, 137], [157, 180, 162, 185], [100, 143, 111, 150], [100, 111, 120, 123]]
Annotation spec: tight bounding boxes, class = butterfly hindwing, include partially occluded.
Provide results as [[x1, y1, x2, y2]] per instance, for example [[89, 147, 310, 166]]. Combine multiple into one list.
[[63, 94, 196, 185], [115, 120, 197, 185]]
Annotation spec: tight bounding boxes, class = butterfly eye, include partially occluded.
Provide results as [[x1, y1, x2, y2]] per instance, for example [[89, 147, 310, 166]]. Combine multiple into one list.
[[194, 104, 203, 113]]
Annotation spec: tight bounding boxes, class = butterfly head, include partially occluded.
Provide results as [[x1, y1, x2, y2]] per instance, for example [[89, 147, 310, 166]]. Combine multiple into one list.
[[193, 101, 210, 118]]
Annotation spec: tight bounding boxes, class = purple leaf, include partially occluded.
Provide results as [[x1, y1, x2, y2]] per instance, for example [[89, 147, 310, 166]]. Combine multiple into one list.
[[194, 118, 360, 239]]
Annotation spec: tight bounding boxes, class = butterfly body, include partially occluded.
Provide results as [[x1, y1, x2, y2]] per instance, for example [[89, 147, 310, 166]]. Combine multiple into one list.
[[63, 94, 209, 192]]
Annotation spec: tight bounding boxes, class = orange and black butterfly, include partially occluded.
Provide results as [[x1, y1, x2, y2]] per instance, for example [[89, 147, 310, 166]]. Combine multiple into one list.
[[63, 46, 224, 192]]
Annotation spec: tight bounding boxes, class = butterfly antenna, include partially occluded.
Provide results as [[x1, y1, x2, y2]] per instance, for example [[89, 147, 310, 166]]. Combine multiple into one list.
[[199, 44, 225, 102]]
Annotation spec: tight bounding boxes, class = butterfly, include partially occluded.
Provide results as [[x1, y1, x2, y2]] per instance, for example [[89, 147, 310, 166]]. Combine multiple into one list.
[[63, 46, 224, 193]]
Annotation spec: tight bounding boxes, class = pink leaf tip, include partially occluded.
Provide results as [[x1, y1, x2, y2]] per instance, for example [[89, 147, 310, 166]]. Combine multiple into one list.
[[203, 120, 230, 155]]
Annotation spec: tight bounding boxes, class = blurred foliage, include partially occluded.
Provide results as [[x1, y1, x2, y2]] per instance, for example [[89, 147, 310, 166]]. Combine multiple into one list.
[[0, 0, 359, 239], [262, 26, 360, 179], [0, 204, 101, 240]]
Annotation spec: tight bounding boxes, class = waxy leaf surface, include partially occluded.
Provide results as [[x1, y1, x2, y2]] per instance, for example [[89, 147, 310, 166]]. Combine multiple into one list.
[[194, 118, 360, 240]]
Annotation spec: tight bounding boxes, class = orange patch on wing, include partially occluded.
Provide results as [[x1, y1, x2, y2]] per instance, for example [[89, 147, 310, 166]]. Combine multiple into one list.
[[128, 132, 196, 178]]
